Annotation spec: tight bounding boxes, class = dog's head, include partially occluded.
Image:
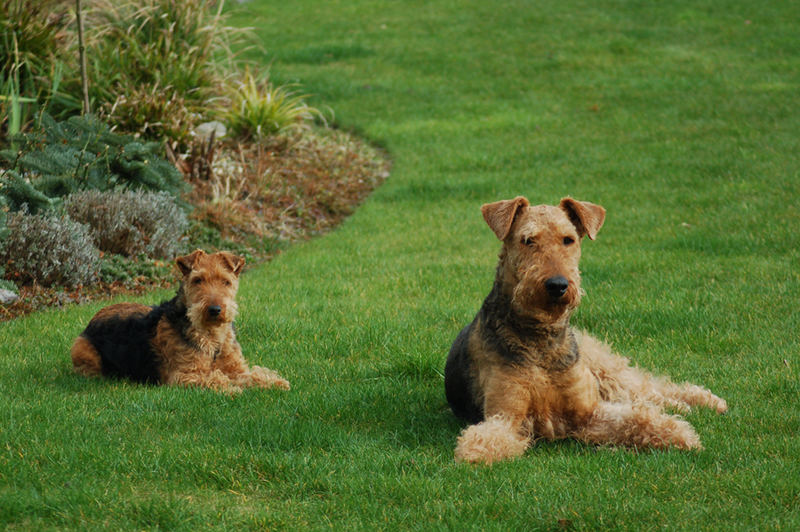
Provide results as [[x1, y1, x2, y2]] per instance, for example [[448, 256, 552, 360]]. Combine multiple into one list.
[[481, 196, 605, 323], [176, 249, 245, 327]]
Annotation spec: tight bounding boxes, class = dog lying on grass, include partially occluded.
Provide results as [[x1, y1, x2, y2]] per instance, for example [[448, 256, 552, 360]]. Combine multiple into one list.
[[445, 197, 727, 464], [71, 249, 290, 393]]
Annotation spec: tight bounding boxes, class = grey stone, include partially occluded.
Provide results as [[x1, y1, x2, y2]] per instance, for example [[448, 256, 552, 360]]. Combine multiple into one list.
[[0, 289, 19, 305], [194, 121, 227, 140]]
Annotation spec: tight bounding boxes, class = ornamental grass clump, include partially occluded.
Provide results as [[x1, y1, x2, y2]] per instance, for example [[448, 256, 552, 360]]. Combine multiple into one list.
[[0, 0, 67, 90], [80, 0, 248, 144], [223, 68, 323, 141], [0, 0, 70, 140]]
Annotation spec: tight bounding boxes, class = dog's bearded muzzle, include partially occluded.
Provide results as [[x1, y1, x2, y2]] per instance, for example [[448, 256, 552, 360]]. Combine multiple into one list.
[[511, 271, 580, 320]]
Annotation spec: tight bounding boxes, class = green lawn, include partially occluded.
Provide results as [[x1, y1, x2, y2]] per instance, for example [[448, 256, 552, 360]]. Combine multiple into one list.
[[1, 0, 799, 529]]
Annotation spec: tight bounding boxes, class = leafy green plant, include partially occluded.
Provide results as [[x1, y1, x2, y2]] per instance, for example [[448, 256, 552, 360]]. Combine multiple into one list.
[[0, 209, 99, 287], [223, 67, 323, 140], [0, 0, 71, 140], [0, 114, 186, 213], [1, 51, 61, 150], [97, 253, 173, 284], [0, 0, 69, 95], [64, 189, 188, 259], [0, 76, 37, 142]]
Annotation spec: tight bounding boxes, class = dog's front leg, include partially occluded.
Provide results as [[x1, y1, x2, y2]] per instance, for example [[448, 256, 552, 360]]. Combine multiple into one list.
[[212, 340, 251, 381], [454, 380, 532, 464], [166, 369, 241, 393], [213, 340, 290, 390]]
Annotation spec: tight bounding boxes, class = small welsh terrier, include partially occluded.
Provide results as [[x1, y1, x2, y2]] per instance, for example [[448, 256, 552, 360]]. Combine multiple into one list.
[[445, 197, 727, 464], [71, 249, 290, 393]]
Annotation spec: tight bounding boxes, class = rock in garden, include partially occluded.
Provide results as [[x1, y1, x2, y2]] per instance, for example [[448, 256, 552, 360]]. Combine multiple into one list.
[[194, 121, 227, 140], [0, 289, 19, 305]]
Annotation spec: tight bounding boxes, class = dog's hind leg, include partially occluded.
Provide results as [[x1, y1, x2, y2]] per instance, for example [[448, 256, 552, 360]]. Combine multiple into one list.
[[71, 336, 102, 377], [641, 377, 728, 414], [576, 401, 702, 450], [577, 331, 727, 414]]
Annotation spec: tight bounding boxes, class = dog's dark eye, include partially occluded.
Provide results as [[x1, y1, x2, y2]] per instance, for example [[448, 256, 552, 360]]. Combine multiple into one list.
[[192, 277, 202, 285], [563, 236, 575, 246], [222, 279, 231, 287], [522, 236, 535, 247]]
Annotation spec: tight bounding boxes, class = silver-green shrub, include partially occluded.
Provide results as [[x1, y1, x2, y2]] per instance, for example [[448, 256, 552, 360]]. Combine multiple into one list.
[[0, 211, 99, 287], [64, 189, 188, 259]]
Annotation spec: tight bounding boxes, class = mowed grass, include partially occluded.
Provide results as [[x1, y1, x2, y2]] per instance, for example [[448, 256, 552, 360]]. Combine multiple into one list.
[[2, 0, 799, 529]]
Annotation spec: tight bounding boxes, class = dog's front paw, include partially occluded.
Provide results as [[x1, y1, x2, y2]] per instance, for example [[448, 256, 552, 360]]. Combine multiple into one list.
[[266, 376, 291, 391], [207, 370, 243, 394], [455, 415, 530, 464]]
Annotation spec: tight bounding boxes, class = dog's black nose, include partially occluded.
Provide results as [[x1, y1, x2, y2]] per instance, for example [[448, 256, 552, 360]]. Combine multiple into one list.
[[545, 276, 569, 299], [207, 305, 222, 317]]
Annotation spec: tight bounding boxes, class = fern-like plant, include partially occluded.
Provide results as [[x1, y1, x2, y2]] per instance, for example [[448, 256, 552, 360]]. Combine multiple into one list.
[[0, 114, 186, 213]]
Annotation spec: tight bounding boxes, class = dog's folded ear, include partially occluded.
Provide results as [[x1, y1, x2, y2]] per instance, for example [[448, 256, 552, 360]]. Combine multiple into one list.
[[559, 198, 606, 240], [218, 252, 246, 276], [481, 196, 530, 240], [176, 249, 206, 276]]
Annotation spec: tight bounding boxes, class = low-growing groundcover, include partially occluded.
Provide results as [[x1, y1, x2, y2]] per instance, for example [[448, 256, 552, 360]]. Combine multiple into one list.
[[1, 0, 799, 529]]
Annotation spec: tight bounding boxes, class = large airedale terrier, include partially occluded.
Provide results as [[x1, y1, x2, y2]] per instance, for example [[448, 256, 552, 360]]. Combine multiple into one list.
[[71, 249, 290, 393], [445, 197, 727, 464]]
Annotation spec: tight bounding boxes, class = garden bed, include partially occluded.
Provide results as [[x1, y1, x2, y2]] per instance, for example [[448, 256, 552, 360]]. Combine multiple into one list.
[[0, 127, 390, 321], [0, 0, 391, 321]]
